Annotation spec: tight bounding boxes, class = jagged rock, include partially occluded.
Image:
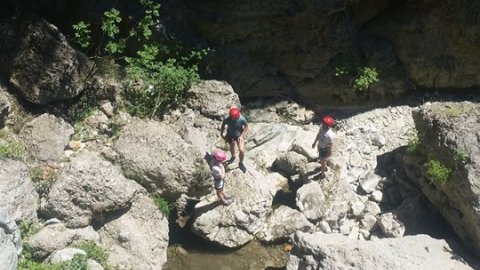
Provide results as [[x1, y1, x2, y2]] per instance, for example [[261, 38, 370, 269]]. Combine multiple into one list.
[[113, 120, 211, 200], [98, 192, 169, 270], [42, 152, 141, 228], [0, 209, 19, 270], [2, 19, 91, 104], [0, 159, 38, 222], [0, 85, 11, 128], [404, 101, 480, 253], [272, 151, 308, 177], [192, 169, 277, 248], [28, 223, 98, 259], [364, 201, 381, 216], [256, 205, 314, 243], [377, 212, 405, 238], [359, 173, 382, 194], [20, 113, 73, 161], [286, 232, 475, 270], [370, 190, 383, 202], [186, 80, 241, 120], [360, 213, 377, 232], [296, 178, 355, 226]]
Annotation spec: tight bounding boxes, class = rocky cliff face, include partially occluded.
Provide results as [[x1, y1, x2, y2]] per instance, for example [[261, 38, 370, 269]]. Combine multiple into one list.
[[403, 101, 480, 254], [163, 0, 480, 106]]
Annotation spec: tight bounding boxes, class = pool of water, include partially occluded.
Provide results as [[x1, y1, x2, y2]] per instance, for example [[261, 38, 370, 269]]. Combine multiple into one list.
[[164, 240, 289, 270]]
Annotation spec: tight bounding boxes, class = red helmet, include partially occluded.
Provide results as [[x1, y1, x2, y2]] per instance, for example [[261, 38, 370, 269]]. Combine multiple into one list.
[[213, 150, 227, 162], [322, 116, 334, 127], [229, 108, 240, 119]]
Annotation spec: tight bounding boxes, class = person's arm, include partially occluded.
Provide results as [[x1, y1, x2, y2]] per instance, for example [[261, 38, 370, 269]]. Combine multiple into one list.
[[220, 119, 227, 139], [312, 131, 320, 148], [240, 121, 249, 137]]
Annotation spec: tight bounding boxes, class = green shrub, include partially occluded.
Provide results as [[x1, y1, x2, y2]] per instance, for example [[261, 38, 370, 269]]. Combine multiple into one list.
[[0, 131, 25, 160], [332, 52, 379, 91], [62, 254, 88, 270], [425, 160, 451, 185], [72, 21, 91, 49], [153, 194, 173, 216], [454, 149, 468, 163], [65, 90, 97, 124], [354, 67, 379, 91], [74, 242, 108, 267]]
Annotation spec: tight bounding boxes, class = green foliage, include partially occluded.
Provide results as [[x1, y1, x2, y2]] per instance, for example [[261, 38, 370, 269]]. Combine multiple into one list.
[[153, 194, 173, 216], [72, 21, 91, 49], [332, 52, 379, 91], [102, 8, 124, 55], [71, 0, 207, 119], [74, 242, 108, 267], [425, 160, 451, 185], [454, 149, 468, 163], [0, 131, 25, 160], [406, 137, 420, 154], [354, 67, 379, 91], [62, 254, 88, 270], [19, 221, 42, 240]]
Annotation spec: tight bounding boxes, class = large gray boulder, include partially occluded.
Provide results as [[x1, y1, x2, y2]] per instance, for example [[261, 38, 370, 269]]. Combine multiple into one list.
[[0, 209, 19, 270], [98, 192, 169, 270], [20, 113, 73, 161], [42, 152, 141, 228], [0, 159, 38, 222], [192, 168, 277, 248], [256, 205, 314, 243], [113, 120, 211, 200], [286, 232, 475, 270], [3, 19, 91, 104], [186, 80, 241, 119], [28, 223, 98, 259], [404, 101, 480, 254]]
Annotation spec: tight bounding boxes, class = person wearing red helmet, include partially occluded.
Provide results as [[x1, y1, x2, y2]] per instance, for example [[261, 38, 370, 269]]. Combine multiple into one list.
[[221, 107, 249, 172], [312, 116, 336, 178], [210, 149, 233, 205]]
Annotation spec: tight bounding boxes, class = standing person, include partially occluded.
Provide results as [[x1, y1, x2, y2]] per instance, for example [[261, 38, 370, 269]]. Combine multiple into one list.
[[312, 116, 335, 178], [210, 150, 233, 205], [221, 107, 249, 172]]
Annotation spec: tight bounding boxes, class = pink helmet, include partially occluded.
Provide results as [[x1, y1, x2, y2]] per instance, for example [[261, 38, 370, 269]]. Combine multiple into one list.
[[213, 150, 227, 162], [322, 116, 334, 127], [229, 108, 240, 119]]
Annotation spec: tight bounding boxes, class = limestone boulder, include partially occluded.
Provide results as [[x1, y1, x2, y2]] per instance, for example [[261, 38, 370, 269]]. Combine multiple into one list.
[[42, 152, 141, 228], [256, 205, 314, 243], [186, 80, 241, 120], [191, 168, 277, 248], [0, 159, 38, 222], [0, 209, 19, 270], [286, 232, 475, 270], [404, 101, 480, 254], [2, 19, 91, 104], [98, 192, 169, 270], [20, 113, 73, 161], [113, 119, 211, 200]]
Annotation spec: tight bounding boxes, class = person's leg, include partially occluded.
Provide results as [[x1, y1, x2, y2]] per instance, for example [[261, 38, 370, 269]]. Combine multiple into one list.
[[226, 138, 236, 164], [238, 138, 245, 164], [320, 158, 327, 175]]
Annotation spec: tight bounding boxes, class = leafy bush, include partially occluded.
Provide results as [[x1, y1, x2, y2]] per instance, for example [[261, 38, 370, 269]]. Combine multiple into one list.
[[74, 242, 108, 267], [62, 254, 88, 270], [454, 149, 468, 163], [354, 67, 379, 91], [153, 194, 173, 216], [71, 0, 207, 119], [425, 160, 451, 185], [332, 52, 379, 91], [0, 131, 25, 160], [72, 21, 91, 49]]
